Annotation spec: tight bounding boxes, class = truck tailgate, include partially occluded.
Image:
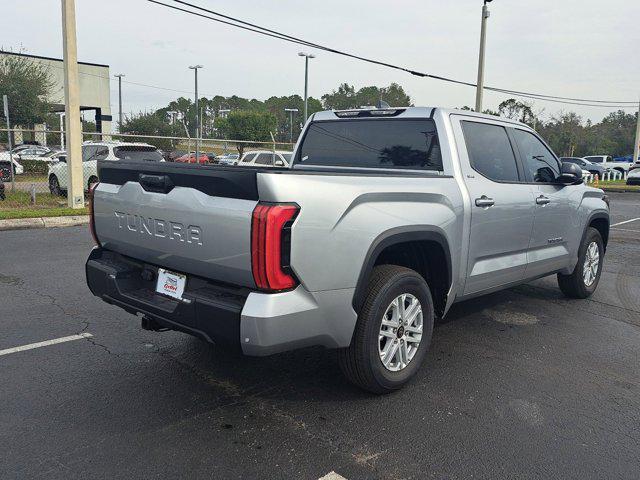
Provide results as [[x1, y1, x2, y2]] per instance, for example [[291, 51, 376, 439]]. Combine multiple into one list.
[[94, 161, 259, 287]]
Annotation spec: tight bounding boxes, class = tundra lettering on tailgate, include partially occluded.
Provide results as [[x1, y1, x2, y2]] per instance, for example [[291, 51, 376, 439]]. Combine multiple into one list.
[[114, 211, 203, 245]]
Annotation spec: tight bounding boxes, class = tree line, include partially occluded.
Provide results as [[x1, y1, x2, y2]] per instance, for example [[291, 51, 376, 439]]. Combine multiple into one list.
[[1, 53, 637, 158]]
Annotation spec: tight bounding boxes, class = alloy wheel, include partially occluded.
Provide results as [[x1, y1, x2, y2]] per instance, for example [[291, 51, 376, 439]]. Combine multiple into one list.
[[378, 293, 423, 372]]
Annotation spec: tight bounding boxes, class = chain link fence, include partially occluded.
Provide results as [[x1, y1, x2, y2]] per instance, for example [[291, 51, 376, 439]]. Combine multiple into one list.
[[0, 127, 293, 217]]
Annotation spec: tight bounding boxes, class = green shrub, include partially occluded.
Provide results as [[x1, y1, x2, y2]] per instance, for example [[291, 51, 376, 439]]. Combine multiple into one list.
[[19, 159, 49, 174]]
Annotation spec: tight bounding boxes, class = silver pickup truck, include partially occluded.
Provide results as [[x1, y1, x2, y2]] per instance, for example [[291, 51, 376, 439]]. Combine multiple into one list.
[[86, 107, 610, 393]]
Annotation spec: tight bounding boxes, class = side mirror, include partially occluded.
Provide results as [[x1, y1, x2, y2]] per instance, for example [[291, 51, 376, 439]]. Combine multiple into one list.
[[274, 159, 285, 167], [557, 162, 583, 185]]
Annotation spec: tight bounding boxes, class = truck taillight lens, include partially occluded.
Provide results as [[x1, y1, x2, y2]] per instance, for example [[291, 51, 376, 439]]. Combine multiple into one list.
[[89, 182, 100, 246], [251, 203, 299, 291]]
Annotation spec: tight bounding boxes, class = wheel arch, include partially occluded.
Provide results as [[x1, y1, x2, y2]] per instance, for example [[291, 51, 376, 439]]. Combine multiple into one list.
[[352, 227, 452, 318], [587, 212, 609, 251]]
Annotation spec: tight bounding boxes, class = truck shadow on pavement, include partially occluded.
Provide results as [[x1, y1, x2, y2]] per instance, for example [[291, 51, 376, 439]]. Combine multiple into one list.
[[157, 284, 564, 401]]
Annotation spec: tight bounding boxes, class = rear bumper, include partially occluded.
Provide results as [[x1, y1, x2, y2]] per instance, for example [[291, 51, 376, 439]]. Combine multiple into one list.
[[86, 248, 357, 356]]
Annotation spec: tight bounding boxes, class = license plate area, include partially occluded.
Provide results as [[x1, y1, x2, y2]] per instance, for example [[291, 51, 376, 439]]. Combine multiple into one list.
[[156, 268, 187, 300]]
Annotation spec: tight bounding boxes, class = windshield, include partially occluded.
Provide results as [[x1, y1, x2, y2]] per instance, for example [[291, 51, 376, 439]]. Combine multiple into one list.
[[281, 153, 292, 162], [113, 146, 163, 162], [296, 119, 442, 171]]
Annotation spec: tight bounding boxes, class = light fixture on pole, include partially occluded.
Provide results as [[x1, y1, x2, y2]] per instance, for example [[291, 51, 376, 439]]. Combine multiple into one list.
[[284, 108, 299, 143], [114, 74, 125, 132], [298, 52, 315, 122], [188, 65, 203, 161], [475, 0, 492, 112]]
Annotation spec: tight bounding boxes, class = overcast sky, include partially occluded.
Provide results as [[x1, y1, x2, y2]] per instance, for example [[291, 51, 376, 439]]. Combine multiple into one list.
[[4, 0, 639, 122]]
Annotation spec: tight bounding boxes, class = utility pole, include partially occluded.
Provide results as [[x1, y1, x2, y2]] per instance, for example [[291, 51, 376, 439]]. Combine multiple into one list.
[[61, 0, 84, 209], [284, 108, 298, 143], [298, 52, 315, 121], [475, 0, 492, 113], [3, 95, 15, 192], [114, 74, 125, 132], [634, 98, 640, 165], [189, 65, 203, 161]]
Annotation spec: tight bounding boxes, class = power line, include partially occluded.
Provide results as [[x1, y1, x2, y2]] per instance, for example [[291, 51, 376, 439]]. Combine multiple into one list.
[[147, 0, 637, 108]]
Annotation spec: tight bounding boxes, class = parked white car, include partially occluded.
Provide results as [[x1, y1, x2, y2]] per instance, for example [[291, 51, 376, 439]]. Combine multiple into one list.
[[584, 155, 635, 176], [239, 150, 292, 168], [215, 153, 240, 165], [15, 146, 56, 163], [627, 165, 640, 185], [0, 152, 24, 175], [47, 141, 162, 196]]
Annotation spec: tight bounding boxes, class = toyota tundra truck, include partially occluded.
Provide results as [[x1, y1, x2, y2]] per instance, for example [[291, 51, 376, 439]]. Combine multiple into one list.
[[86, 107, 610, 393]]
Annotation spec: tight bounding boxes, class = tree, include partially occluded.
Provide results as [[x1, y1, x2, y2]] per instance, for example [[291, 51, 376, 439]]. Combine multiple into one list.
[[322, 83, 412, 109], [120, 111, 184, 151], [0, 54, 53, 127], [498, 99, 536, 126], [216, 111, 277, 156]]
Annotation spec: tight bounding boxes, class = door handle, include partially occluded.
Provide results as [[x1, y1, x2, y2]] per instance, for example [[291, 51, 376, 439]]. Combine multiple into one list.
[[475, 195, 495, 208], [536, 195, 551, 205]]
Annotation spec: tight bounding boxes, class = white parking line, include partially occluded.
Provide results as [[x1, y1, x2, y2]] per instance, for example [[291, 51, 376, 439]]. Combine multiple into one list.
[[611, 217, 640, 227], [611, 227, 640, 232], [319, 472, 348, 480], [0, 333, 93, 357]]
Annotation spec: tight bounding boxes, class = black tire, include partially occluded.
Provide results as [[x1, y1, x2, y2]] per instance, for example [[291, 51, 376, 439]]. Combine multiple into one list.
[[338, 265, 434, 394], [557, 227, 604, 298], [49, 175, 62, 196]]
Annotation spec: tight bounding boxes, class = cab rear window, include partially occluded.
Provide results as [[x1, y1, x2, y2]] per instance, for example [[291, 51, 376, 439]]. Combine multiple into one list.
[[296, 119, 442, 171]]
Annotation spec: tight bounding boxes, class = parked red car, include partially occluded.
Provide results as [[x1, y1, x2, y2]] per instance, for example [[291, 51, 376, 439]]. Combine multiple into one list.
[[174, 152, 209, 164]]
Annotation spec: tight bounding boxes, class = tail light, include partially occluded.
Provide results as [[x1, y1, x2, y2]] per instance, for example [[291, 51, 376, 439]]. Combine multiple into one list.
[[88, 182, 101, 246], [251, 203, 299, 291]]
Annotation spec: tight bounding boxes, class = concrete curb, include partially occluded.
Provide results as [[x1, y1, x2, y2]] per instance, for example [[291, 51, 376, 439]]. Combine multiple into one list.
[[0, 215, 89, 232], [601, 187, 640, 194]]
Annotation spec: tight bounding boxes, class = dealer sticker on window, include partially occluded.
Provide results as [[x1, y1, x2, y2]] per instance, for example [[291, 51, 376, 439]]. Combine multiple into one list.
[[156, 268, 186, 300]]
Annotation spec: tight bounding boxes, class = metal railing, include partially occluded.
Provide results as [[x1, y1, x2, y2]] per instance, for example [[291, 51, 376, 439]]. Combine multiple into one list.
[[0, 128, 293, 214]]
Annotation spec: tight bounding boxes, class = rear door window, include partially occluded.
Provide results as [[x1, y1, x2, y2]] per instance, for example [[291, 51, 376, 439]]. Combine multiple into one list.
[[242, 153, 256, 163], [297, 119, 442, 171], [461, 121, 520, 182]]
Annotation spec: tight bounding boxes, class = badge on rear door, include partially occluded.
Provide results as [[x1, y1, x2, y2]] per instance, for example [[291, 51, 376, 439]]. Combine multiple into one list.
[[156, 268, 187, 300]]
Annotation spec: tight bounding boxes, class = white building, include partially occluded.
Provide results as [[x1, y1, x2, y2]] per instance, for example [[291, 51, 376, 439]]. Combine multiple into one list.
[[0, 50, 112, 136]]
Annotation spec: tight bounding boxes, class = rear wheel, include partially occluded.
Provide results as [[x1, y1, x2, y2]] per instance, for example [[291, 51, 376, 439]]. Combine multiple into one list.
[[338, 265, 434, 394], [557, 227, 604, 298]]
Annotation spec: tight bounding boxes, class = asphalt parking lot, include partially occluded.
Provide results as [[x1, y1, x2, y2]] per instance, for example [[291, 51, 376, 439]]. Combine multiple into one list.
[[1, 192, 639, 480]]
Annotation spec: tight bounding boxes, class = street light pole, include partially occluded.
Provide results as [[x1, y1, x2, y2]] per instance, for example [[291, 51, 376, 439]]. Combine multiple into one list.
[[475, 0, 492, 113], [189, 65, 203, 161], [114, 74, 125, 132], [633, 98, 640, 165], [298, 52, 315, 122], [284, 108, 299, 143]]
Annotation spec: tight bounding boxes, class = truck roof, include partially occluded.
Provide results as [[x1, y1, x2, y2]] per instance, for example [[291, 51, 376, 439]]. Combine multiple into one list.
[[313, 106, 529, 128]]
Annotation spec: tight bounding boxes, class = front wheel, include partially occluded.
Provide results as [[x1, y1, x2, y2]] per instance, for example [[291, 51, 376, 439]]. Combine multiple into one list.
[[49, 175, 62, 196], [338, 265, 434, 394], [558, 227, 604, 298]]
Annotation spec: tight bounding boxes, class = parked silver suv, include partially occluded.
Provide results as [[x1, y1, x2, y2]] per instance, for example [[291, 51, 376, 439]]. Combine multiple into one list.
[[86, 107, 609, 393]]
